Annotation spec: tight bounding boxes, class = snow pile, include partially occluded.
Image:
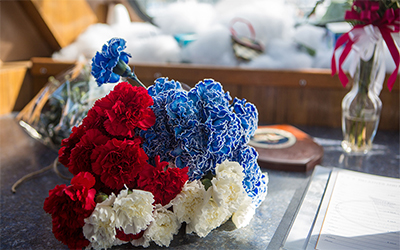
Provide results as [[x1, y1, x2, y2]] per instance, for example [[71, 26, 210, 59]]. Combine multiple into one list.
[[52, 1, 398, 72], [53, 4, 180, 63]]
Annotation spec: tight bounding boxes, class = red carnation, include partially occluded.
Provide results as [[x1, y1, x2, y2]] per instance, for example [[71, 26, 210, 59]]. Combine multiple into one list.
[[52, 217, 90, 249], [67, 129, 109, 175], [91, 137, 149, 190], [58, 125, 86, 166], [43, 172, 96, 249], [81, 108, 108, 135], [92, 82, 156, 137], [137, 156, 188, 206]]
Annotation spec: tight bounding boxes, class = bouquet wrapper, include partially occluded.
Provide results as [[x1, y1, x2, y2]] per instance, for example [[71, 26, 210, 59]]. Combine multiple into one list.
[[16, 61, 114, 151]]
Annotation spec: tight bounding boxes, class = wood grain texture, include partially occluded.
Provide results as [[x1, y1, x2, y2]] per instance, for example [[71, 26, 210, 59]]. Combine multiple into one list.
[[0, 1, 53, 62], [20, 0, 97, 50], [28, 58, 399, 130], [0, 61, 32, 115]]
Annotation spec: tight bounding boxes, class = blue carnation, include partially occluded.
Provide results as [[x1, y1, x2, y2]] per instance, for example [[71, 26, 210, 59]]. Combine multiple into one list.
[[148, 77, 183, 97], [233, 97, 258, 144], [232, 145, 267, 207], [206, 106, 241, 162], [188, 79, 231, 118], [140, 89, 179, 164], [142, 77, 266, 206], [166, 91, 197, 121], [91, 38, 131, 86]]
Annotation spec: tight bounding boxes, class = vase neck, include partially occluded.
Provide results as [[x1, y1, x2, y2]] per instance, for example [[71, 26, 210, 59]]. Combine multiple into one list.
[[353, 42, 384, 96]]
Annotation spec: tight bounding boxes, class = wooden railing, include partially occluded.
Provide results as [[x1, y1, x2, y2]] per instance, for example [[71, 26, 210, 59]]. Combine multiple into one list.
[[27, 58, 399, 130]]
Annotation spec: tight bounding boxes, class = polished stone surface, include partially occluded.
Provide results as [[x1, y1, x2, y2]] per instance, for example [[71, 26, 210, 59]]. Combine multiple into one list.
[[1, 113, 398, 249]]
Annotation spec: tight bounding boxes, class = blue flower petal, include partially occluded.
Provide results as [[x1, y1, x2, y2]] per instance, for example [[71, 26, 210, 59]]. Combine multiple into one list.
[[91, 38, 132, 86], [141, 77, 266, 206]]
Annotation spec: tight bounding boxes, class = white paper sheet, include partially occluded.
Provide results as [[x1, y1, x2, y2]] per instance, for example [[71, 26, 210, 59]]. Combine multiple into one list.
[[314, 169, 400, 250]]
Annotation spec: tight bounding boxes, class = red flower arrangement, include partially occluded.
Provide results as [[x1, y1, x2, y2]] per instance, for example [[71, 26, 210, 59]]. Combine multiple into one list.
[[67, 129, 110, 175], [45, 82, 188, 248], [55, 82, 167, 194]]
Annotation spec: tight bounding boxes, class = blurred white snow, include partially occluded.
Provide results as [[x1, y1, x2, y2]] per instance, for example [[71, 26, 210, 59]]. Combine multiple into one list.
[[52, 1, 399, 73]]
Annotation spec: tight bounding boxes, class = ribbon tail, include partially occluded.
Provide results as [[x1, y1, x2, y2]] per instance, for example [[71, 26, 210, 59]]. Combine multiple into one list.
[[331, 33, 350, 77], [380, 27, 400, 91], [331, 53, 337, 76], [373, 40, 386, 96], [338, 41, 354, 87]]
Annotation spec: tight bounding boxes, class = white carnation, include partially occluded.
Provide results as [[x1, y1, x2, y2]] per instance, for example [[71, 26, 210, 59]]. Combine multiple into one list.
[[113, 189, 155, 235], [215, 160, 244, 179], [172, 180, 206, 224], [184, 161, 258, 237], [232, 194, 256, 228], [83, 193, 117, 250], [144, 205, 181, 247], [212, 160, 247, 212], [130, 235, 150, 248], [187, 199, 231, 237]]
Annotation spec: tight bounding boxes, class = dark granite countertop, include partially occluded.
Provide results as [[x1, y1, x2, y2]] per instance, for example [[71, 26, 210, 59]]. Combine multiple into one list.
[[1, 113, 398, 249]]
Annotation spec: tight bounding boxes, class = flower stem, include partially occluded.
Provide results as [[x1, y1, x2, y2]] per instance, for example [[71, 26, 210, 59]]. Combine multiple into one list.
[[346, 49, 375, 149], [11, 157, 71, 193], [131, 75, 146, 89], [114, 59, 147, 89]]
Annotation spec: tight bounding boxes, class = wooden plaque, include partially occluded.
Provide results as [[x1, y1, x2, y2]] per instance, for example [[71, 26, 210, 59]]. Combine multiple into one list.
[[250, 125, 324, 172]]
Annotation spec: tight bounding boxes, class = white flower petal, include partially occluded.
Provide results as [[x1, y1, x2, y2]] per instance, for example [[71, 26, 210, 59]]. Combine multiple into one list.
[[211, 160, 248, 212], [187, 199, 231, 237], [215, 160, 244, 179], [83, 194, 117, 250], [232, 195, 256, 228], [144, 206, 181, 247], [172, 180, 206, 224], [130, 236, 150, 248], [113, 189, 155, 235]]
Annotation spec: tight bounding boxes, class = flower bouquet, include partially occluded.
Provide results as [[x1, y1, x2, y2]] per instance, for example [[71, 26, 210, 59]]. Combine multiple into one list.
[[44, 38, 268, 249], [16, 61, 114, 151]]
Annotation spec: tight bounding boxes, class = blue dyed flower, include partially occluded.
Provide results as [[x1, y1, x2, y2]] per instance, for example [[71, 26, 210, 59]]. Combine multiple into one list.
[[166, 91, 196, 121], [233, 97, 258, 144], [91, 38, 132, 86], [232, 145, 267, 207], [147, 77, 183, 96], [188, 79, 231, 117], [141, 77, 267, 206], [206, 106, 241, 161]]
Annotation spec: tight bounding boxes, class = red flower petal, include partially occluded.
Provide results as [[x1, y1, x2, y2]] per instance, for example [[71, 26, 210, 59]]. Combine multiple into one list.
[[137, 156, 188, 206], [92, 82, 155, 137], [71, 172, 96, 190], [58, 125, 86, 166], [44, 172, 97, 248], [91, 137, 148, 190], [67, 129, 109, 175]]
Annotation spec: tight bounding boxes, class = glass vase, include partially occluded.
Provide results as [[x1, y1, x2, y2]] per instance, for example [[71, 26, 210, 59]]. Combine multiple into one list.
[[341, 44, 383, 154]]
